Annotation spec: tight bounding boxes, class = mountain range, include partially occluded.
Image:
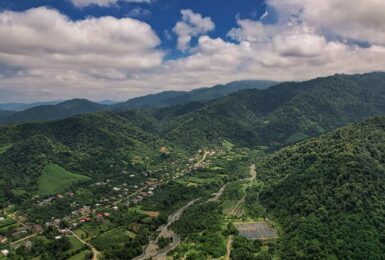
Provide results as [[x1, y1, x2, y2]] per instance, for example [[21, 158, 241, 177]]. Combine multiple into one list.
[[0, 80, 276, 125], [1, 72, 385, 258]]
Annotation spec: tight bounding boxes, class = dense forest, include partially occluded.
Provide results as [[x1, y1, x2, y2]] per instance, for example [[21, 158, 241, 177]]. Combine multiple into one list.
[[256, 116, 385, 259]]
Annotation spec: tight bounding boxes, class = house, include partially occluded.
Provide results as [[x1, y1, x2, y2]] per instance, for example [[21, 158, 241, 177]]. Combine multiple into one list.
[[33, 224, 42, 233], [54, 236, 62, 240], [0, 235, 8, 244], [0, 217, 4, 222], [112, 187, 121, 192], [112, 206, 119, 211], [59, 229, 69, 235], [79, 217, 91, 223], [53, 219, 61, 226], [25, 240, 32, 250], [103, 212, 110, 217], [96, 214, 104, 221], [1, 249, 9, 257]]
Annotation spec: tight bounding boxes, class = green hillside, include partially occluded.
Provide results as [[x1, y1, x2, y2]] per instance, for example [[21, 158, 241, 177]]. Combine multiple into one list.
[[255, 116, 385, 259], [157, 72, 385, 149], [0, 112, 183, 204], [37, 164, 91, 196]]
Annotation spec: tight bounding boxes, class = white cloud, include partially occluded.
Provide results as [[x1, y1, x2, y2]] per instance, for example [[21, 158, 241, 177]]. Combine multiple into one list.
[[0, 7, 163, 71], [71, 0, 118, 8], [71, 0, 153, 8], [2, 2, 385, 102], [267, 0, 385, 46], [173, 9, 215, 51]]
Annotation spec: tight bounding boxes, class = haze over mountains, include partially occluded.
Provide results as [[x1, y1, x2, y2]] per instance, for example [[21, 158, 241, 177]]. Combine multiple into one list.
[[0, 80, 276, 125]]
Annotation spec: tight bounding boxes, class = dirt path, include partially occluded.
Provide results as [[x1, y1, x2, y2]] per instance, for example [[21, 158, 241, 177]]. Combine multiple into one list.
[[249, 164, 256, 181], [194, 149, 209, 168], [225, 236, 233, 260], [134, 198, 200, 260], [67, 228, 100, 260], [10, 233, 39, 247]]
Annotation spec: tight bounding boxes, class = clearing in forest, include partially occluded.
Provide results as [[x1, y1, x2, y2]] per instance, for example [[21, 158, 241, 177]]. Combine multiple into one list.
[[234, 222, 278, 240], [37, 164, 91, 196]]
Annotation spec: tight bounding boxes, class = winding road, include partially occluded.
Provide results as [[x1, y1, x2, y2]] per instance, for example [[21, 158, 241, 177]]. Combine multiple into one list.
[[66, 228, 100, 260], [134, 198, 200, 260]]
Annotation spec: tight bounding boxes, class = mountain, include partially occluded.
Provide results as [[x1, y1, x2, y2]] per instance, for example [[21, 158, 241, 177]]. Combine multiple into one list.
[[0, 80, 277, 125], [0, 99, 107, 124], [0, 101, 62, 111], [1, 72, 385, 202], [0, 111, 181, 203], [115, 80, 277, 110], [115, 91, 187, 110], [0, 109, 15, 119], [97, 99, 119, 105], [155, 72, 385, 149], [255, 116, 385, 259]]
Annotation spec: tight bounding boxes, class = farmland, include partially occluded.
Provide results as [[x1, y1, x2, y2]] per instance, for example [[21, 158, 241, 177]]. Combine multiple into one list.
[[37, 164, 91, 196], [235, 222, 278, 240], [91, 228, 132, 250]]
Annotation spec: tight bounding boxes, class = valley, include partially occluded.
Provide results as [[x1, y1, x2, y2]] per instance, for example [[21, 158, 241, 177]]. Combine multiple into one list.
[[0, 73, 385, 259]]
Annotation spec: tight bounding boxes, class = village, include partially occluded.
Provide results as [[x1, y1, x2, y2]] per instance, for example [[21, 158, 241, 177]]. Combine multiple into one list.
[[0, 148, 217, 259]]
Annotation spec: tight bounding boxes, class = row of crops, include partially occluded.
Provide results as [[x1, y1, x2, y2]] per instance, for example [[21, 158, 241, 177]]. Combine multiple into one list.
[[90, 228, 133, 250]]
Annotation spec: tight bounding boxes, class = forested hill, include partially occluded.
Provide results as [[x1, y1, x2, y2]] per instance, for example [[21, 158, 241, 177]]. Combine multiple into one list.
[[1, 72, 385, 203], [0, 112, 181, 204], [0, 99, 107, 124], [256, 116, 385, 259], [114, 80, 276, 110], [157, 72, 385, 149]]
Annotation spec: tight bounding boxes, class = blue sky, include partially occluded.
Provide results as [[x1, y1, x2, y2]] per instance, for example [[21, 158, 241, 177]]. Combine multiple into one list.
[[0, 0, 384, 102], [0, 0, 266, 56]]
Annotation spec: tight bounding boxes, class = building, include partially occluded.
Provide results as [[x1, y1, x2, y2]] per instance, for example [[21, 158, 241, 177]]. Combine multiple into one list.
[[1, 249, 9, 257], [0, 235, 8, 244], [96, 214, 104, 222], [33, 224, 42, 233]]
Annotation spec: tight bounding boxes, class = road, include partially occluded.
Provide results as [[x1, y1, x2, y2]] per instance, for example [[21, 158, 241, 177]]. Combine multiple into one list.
[[194, 149, 209, 167], [67, 228, 100, 260], [226, 236, 233, 260], [204, 182, 229, 204]]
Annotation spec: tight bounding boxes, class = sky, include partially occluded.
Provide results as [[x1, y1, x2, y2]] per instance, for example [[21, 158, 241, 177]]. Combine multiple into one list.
[[0, 0, 385, 102]]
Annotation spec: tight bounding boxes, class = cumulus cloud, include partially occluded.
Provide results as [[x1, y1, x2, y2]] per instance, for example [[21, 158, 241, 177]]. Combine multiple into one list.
[[0, 7, 162, 71], [2, 3, 385, 102], [173, 9, 215, 51]]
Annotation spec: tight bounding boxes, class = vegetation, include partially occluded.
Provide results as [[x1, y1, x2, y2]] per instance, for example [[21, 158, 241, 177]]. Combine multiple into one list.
[[1, 73, 385, 259], [256, 116, 385, 259], [37, 164, 91, 196]]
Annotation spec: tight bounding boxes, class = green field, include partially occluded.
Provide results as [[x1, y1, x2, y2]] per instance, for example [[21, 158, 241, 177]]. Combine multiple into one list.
[[68, 250, 91, 260], [0, 144, 12, 154], [91, 228, 131, 250], [37, 164, 91, 196], [222, 140, 234, 151]]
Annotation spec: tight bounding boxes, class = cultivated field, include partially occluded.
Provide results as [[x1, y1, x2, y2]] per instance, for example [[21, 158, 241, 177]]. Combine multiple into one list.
[[235, 222, 278, 240]]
